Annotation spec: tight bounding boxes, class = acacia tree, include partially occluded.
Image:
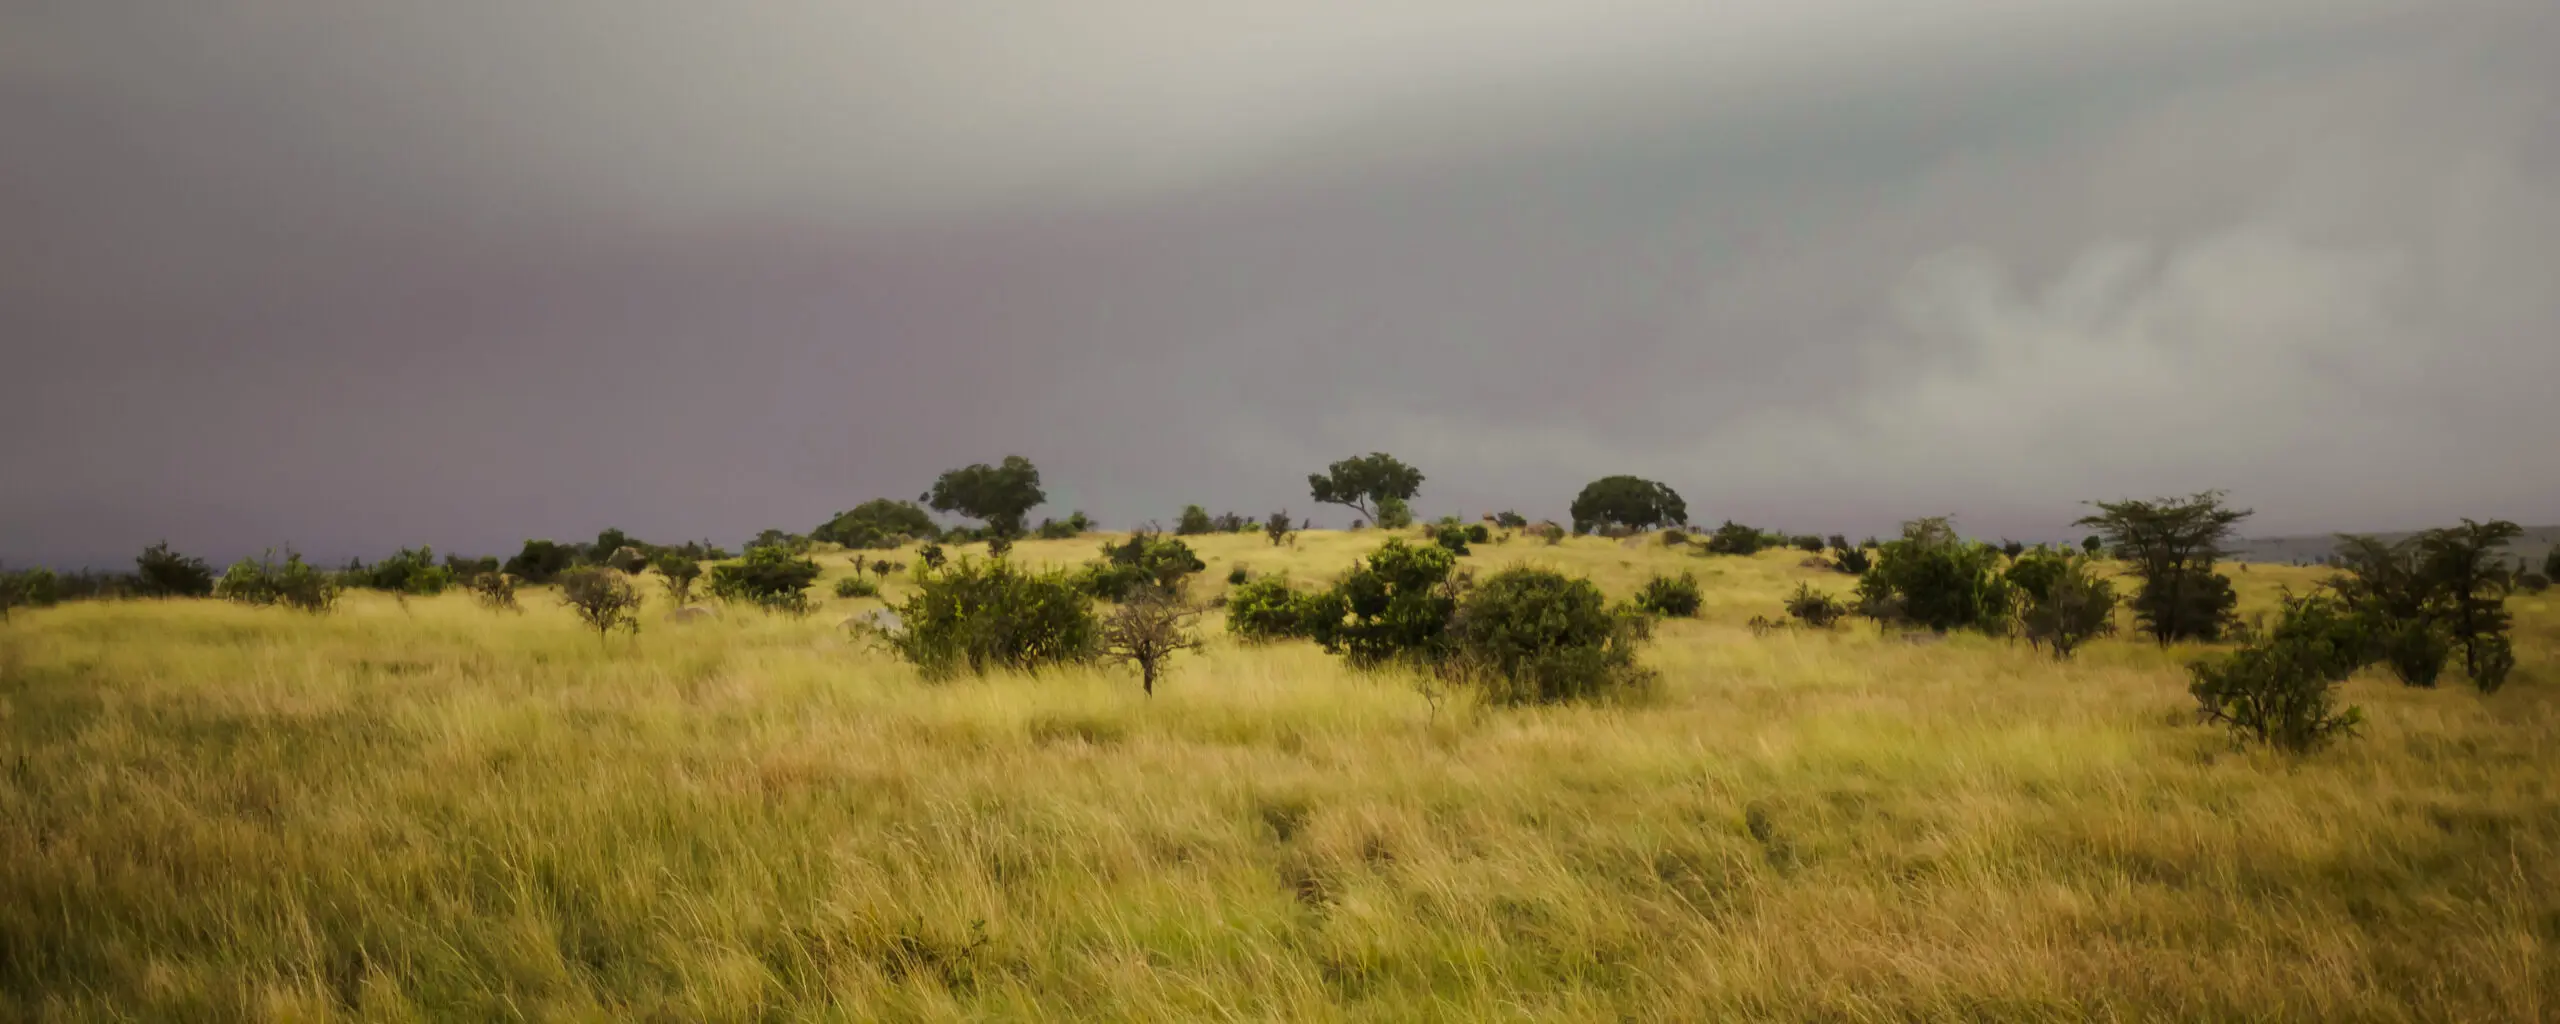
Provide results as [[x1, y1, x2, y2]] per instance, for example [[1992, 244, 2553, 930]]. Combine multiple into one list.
[[927, 455, 1046, 540], [1308, 453, 1423, 525], [559, 568, 643, 640], [2075, 492, 2250, 644], [1568, 476, 1688, 535], [1265, 510, 1294, 547], [2416, 519, 2521, 692], [654, 551, 702, 606], [813, 498, 938, 548]]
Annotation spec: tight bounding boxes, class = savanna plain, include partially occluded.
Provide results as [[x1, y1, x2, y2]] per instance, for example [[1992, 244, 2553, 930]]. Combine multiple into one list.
[[3, 531, 2554, 1022]]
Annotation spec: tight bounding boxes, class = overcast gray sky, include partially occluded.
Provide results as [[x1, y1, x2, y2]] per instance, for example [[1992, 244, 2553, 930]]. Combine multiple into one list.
[[5, 1, 2555, 567]]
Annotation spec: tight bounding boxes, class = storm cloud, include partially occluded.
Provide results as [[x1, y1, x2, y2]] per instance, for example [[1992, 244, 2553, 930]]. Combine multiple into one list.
[[4, 1, 2555, 566]]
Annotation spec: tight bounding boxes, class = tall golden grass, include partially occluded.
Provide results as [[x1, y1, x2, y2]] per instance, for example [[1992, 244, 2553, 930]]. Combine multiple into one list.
[[1, 531, 2552, 1020]]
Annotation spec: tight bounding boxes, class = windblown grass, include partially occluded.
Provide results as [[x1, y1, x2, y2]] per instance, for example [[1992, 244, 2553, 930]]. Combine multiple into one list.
[[2, 533, 2553, 1020]]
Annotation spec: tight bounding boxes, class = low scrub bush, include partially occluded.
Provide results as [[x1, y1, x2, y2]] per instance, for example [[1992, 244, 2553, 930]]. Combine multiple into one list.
[[136, 542, 216, 597], [1104, 588, 1204, 695], [835, 576, 881, 599], [1226, 576, 1311, 642], [882, 558, 1099, 680], [465, 571, 521, 613], [2017, 555, 2118, 658], [654, 552, 702, 606], [1783, 583, 1849, 628], [1702, 521, 1763, 556], [1452, 566, 1654, 706], [1077, 532, 1206, 601], [215, 551, 340, 613], [1855, 517, 2012, 634], [1633, 572, 1702, 617], [710, 546, 823, 615], [2188, 591, 2370, 752], [1303, 540, 1464, 667]]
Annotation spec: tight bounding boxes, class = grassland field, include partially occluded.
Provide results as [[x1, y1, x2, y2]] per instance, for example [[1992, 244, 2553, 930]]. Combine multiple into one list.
[[2, 529, 2554, 1021]]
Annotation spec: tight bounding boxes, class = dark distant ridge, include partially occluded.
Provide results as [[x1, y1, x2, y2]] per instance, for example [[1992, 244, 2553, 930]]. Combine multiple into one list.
[[2226, 525, 2560, 566]]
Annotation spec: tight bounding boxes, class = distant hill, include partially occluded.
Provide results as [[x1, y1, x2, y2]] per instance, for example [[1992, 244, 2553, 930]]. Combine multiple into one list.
[[2226, 525, 2560, 569]]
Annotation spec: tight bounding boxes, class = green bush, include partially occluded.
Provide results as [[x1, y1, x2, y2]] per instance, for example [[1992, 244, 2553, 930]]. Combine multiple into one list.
[[1304, 540, 1463, 667], [215, 550, 340, 613], [882, 558, 1099, 680], [1792, 535, 1825, 553], [1494, 511, 1529, 528], [2018, 556, 2118, 659], [1225, 576, 1310, 642], [1176, 505, 1215, 536], [1452, 567, 1654, 705], [1855, 518, 2012, 634], [1831, 545, 1872, 575], [1465, 523, 1491, 544], [2188, 592, 2370, 752], [1077, 533, 1206, 601], [709, 546, 823, 614], [1633, 572, 1702, 618], [835, 576, 880, 599], [1374, 496, 1415, 530], [135, 541, 215, 597], [2515, 572, 2549, 594], [465, 571, 521, 613], [559, 568, 643, 638], [1569, 475, 1687, 535], [917, 543, 948, 571], [364, 546, 453, 596], [503, 540, 577, 585], [815, 498, 939, 548], [2376, 619, 2449, 688], [1783, 583, 1849, 628], [1431, 524, 1471, 556], [1702, 521, 1763, 556], [1226, 565, 1250, 586], [654, 552, 702, 605]]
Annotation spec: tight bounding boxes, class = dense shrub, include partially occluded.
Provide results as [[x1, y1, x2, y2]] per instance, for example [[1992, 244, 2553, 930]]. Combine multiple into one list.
[[1, 566, 59, 617], [1176, 505, 1215, 536], [1452, 567, 1654, 706], [1831, 544, 1873, 575], [1633, 572, 1703, 618], [917, 543, 947, 571], [364, 546, 454, 596], [835, 576, 881, 599], [1783, 583, 1849, 628], [709, 546, 823, 615], [1226, 576, 1312, 642], [1465, 523, 1491, 544], [559, 568, 643, 639], [1431, 524, 1471, 556], [444, 553, 500, 578], [465, 571, 522, 613], [1303, 540, 1464, 667], [2518, 572, 2551, 594], [815, 498, 939, 548], [214, 550, 337, 612], [1374, 496, 1415, 530], [1533, 522, 1566, 545], [1034, 512, 1092, 540], [1494, 511, 1529, 528], [881, 558, 1099, 679], [1855, 518, 2013, 633], [1078, 532, 1206, 601], [1660, 528, 1690, 547], [1792, 535, 1825, 553], [503, 539, 577, 585], [1702, 521, 1764, 556], [2017, 555, 2119, 658], [2188, 592, 2370, 752], [135, 542, 215, 597]]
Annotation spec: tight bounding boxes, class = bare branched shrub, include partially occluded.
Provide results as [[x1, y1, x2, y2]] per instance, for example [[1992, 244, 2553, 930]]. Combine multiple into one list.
[[1103, 587, 1205, 695]]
